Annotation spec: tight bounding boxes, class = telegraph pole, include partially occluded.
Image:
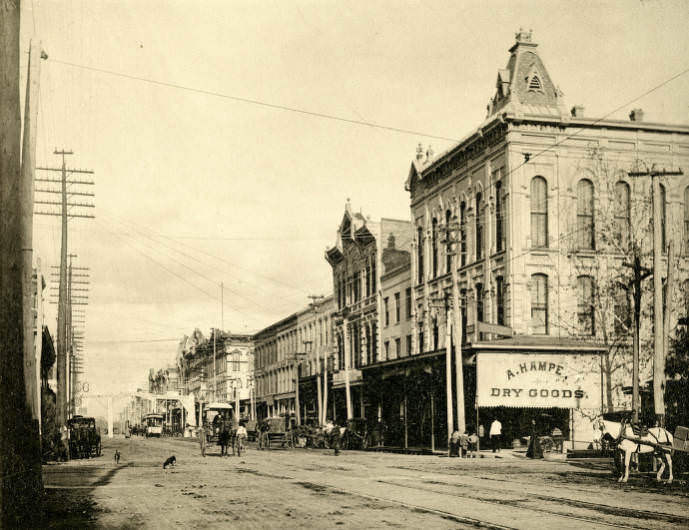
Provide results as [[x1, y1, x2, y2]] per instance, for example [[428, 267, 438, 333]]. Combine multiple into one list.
[[35, 152, 94, 433], [628, 165, 682, 425], [308, 295, 325, 424], [622, 249, 651, 424]]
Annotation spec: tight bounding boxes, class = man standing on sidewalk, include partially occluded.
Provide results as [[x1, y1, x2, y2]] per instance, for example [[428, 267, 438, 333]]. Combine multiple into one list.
[[199, 424, 207, 457], [489, 418, 502, 453]]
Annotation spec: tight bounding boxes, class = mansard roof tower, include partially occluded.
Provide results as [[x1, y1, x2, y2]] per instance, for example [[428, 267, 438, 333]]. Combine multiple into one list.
[[487, 29, 567, 119]]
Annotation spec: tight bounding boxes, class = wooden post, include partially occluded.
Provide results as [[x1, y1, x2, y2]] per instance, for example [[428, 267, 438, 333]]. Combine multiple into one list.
[[451, 249, 466, 434], [663, 241, 674, 426], [1, 2, 43, 522], [430, 392, 435, 452], [21, 40, 41, 424], [403, 392, 408, 450], [343, 319, 352, 420], [316, 359, 322, 424], [322, 350, 328, 423], [294, 359, 301, 426], [445, 306, 454, 452], [651, 175, 665, 424]]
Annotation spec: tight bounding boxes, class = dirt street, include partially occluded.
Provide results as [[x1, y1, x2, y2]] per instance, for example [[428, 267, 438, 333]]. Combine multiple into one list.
[[40, 436, 689, 529]]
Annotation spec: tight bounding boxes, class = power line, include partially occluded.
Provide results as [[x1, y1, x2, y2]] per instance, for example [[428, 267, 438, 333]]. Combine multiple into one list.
[[49, 58, 459, 142]]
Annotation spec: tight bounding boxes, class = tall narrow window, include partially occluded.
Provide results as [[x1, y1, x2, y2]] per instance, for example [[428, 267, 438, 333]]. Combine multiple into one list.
[[432, 218, 438, 278], [460, 202, 467, 266], [365, 264, 371, 297], [418, 323, 425, 354], [496, 276, 505, 326], [684, 187, 689, 254], [445, 209, 452, 272], [384, 297, 389, 326], [614, 181, 631, 250], [530, 274, 548, 334], [371, 322, 377, 361], [577, 179, 595, 250], [405, 287, 412, 319], [614, 286, 632, 336], [659, 183, 667, 252], [371, 260, 376, 293], [475, 284, 484, 324], [475, 193, 484, 260], [460, 289, 467, 344], [530, 176, 548, 248], [495, 180, 505, 252], [394, 292, 400, 323], [432, 318, 439, 351], [577, 275, 595, 336], [417, 226, 424, 284]]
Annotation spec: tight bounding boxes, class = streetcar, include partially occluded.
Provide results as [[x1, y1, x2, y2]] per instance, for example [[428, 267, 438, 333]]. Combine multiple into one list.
[[143, 413, 164, 437]]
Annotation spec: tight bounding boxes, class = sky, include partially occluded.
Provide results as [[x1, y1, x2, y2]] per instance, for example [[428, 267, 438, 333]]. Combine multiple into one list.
[[18, 0, 689, 399]]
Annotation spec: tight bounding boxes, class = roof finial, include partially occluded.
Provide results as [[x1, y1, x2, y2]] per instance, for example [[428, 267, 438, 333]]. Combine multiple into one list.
[[515, 28, 533, 43], [416, 142, 424, 161]]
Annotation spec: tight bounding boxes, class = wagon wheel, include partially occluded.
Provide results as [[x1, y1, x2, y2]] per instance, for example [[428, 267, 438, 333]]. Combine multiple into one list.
[[96, 439, 102, 457]]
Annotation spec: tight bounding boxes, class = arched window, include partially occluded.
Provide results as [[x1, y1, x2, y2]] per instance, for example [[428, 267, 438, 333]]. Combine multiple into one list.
[[445, 209, 452, 273], [577, 179, 595, 250], [614, 181, 631, 250], [417, 226, 424, 284], [577, 275, 595, 336], [432, 218, 438, 278], [530, 177, 548, 248], [460, 202, 467, 266], [475, 192, 484, 260], [530, 274, 548, 334]]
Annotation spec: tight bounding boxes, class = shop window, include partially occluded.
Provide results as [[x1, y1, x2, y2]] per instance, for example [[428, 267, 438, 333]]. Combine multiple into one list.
[[530, 176, 548, 248], [577, 179, 595, 250]]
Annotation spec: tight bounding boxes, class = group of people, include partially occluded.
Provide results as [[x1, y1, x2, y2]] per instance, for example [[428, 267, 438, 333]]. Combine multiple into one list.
[[197, 421, 247, 457], [449, 418, 504, 457]]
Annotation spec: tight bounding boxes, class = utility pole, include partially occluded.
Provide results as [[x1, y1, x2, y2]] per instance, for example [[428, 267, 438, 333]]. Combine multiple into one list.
[[1, 2, 43, 521], [308, 295, 325, 424], [622, 249, 652, 424], [628, 165, 682, 425], [21, 40, 44, 427], [36, 152, 94, 433], [212, 328, 217, 402], [441, 217, 467, 437]]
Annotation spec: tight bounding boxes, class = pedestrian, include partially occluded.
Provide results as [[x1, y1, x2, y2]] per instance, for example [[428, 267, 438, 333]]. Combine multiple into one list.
[[459, 431, 470, 458], [489, 418, 502, 453], [478, 423, 485, 443], [198, 424, 207, 457], [526, 419, 543, 459], [468, 431, 479, 458], [449, 429, 460, 457], [324, 420, 340, 455]]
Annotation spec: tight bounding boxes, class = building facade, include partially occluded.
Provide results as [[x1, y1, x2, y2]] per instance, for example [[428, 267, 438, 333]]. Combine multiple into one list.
[[325, 201, 412, 421], [406, 30, 689, 448]]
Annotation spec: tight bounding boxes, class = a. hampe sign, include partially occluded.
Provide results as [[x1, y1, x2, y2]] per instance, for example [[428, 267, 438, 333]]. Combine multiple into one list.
[[477, 352, 601, 409]]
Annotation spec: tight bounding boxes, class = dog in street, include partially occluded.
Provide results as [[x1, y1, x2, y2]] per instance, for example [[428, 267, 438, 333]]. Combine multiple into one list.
[[114, 450, 121, 464], [163, 455, 176, 469]]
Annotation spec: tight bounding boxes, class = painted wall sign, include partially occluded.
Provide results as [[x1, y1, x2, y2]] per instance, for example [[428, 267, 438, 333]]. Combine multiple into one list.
[[477, 352, 601, 409]]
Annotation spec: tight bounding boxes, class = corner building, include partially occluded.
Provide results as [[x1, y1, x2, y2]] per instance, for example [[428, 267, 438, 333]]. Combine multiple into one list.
[[407, 31, 689, 449]]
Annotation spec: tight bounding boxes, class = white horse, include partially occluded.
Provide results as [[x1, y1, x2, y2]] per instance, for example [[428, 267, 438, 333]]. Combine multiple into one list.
[[596, 419, 673, 484]]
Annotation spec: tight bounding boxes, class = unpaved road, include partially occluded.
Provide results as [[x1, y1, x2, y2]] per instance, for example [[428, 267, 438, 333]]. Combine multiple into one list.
[[41, 436, 689, 529]]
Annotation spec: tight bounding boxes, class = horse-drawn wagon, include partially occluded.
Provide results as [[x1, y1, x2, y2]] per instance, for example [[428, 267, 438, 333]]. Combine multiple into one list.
[[261, 416, 293, 449], [67, 415, 101, 459]]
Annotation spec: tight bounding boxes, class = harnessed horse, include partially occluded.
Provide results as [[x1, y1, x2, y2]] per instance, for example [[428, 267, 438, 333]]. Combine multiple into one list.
[[596, 418, 674, 483]]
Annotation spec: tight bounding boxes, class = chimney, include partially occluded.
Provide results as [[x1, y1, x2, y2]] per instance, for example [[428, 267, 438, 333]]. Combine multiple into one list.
[[570, 105, 584, 118], [425, 145, 434, 163], [387, 233, 396, 249], [345, 197, 352, 213], [629, 108, 644, 122], [415, 143, 424, 161]]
